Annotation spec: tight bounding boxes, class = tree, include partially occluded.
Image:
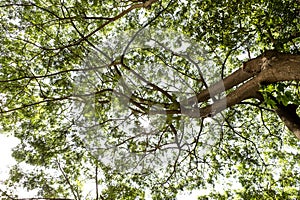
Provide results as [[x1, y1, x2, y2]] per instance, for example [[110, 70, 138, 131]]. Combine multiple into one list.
[[0, 0, 299, 199]]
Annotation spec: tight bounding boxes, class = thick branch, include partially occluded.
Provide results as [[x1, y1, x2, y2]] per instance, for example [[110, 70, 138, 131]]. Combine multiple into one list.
[[199, 51, 300, 138], [153, 51, 300, 138], [187, 51, 270, 105], [275, 104, 300, 139], [158, 51, 300, 120], [201, 52, 300, 116], [207, 51, 299, 106], [187, 68, 254, 105]]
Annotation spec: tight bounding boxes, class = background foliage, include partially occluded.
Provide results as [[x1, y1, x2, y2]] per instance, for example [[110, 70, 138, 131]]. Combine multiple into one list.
[[0, 0, 299, 199]]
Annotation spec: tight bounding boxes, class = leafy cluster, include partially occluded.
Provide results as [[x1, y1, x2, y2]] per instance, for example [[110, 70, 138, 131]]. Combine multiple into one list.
[[0, 0, 299, 199]]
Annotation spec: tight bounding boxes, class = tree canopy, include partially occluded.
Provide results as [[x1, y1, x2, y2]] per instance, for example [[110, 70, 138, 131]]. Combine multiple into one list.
[[0, 0, 300, 199]]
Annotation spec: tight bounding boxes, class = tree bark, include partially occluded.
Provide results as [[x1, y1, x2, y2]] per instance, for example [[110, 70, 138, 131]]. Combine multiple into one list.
[[204, 50, 300, 138], [183, 50, 300, 138], [124, 50, 300, 138], [275, 104, 300, 139]]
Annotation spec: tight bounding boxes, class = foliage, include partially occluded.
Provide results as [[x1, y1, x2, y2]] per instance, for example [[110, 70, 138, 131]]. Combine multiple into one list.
[[0, 0, 299, 199]]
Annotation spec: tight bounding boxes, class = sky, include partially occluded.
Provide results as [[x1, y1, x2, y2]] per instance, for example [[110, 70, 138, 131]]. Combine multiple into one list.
[[0, 134, 19, 179]]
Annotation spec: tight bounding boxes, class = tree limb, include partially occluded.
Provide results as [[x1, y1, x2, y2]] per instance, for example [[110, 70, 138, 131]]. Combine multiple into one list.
[[275, 104, 300, 139], [155, 51, 300, 137]]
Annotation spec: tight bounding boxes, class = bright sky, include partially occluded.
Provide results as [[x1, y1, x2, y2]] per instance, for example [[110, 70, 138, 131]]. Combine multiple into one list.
[[0, 134, 19, 176]]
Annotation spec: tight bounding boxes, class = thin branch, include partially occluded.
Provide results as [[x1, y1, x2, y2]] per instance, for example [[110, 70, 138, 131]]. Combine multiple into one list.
[[95, 166, 99, 200], [0, 89, 113, 114], [16, 198, 73, 200], [43, 0, 159, 51], [55, 159, 80, 200], [0, 61, 119, 83]]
